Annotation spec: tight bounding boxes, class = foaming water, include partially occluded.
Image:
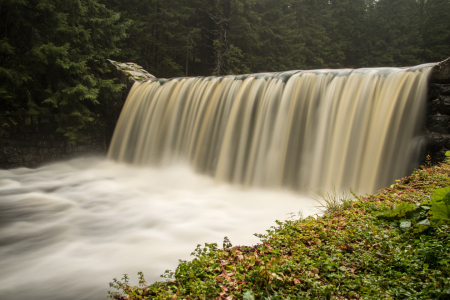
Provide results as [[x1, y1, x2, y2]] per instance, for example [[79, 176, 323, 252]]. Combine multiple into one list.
[[0, 158, 316, 300]]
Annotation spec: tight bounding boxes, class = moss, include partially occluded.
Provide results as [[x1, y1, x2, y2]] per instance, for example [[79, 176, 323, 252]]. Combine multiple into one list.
[[119, 66, 134, 71]]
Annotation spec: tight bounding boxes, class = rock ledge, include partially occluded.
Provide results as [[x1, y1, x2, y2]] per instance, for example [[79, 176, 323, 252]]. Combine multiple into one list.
[[107, 59, 156, 90]]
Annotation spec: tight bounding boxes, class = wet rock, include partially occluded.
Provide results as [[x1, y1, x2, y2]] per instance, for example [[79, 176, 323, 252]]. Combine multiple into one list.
[[441, 84, 450, 95], [107, 59, 155, 91], [428, 98, 440, 115], [23, 154, 35, 162], [431, 57, 450, 83], [37, 141, 50, 148], [433, 150, 447, 163], [441, 95, 450, 115], [426, 115, 450, 134], [51, 140, 65, 147], [426, 132, 444, 152], [442, 134, 450, 149], [429, 83, 441, 99]]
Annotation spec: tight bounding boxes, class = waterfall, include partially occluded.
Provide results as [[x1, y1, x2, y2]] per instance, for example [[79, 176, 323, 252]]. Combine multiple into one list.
[[108, 64, 434, 194], [0, 63, 436, 300]]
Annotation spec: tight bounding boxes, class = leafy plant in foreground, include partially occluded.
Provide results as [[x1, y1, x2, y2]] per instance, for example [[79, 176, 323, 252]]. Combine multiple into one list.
[[377, 187, 450, 235]]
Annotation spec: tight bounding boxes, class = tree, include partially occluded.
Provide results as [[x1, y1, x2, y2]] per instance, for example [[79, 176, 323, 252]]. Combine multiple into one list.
[[362, 0, 422, 67], [420, 0, 450, 63], [328, 0, 367, 68], [101, 0, 204, 77], [252, 0, 305, 72], [0, 0, 127, 139]]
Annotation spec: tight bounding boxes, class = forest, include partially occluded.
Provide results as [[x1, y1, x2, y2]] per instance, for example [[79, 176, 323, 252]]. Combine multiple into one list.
[[1, 0, 449, 138]]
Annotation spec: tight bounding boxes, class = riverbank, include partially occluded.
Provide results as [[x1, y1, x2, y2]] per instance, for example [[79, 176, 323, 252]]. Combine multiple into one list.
[[109, 158, 450, 300]]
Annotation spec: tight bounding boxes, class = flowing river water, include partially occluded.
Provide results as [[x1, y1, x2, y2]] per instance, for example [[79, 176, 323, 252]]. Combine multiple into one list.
[[0, 64, 434, 299], [0, 158, 316, 299]]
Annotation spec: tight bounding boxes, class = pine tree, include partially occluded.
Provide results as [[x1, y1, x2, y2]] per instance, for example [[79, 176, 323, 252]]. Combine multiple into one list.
[[0, 0, 127, 139], [328, 0, 367, 68], [252, 0, 305, 72], [420, 0, 450, 63], [362, 0, 422, 67], [101, 0, 202, 77]]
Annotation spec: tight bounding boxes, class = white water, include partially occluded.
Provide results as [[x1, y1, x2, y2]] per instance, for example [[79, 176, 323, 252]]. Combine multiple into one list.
[[0, 157, 316, 300], [0, 63, 435, 299]]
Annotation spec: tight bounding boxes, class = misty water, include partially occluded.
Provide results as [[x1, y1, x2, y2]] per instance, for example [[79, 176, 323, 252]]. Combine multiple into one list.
[[0, 157, 316, 300], [0, 63, 434, 300]]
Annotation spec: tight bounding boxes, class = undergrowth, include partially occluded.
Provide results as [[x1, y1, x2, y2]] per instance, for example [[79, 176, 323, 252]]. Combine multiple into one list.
[[109, 157, 450, 300]]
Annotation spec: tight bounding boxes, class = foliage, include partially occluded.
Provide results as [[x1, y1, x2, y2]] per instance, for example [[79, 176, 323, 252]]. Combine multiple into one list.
[[109, 161, 450, 299], [100, 0, 450, 78], [0, 0, 127, 139]]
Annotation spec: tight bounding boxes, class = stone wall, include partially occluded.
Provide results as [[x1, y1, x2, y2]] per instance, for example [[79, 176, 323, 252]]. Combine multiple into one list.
[[425, 58, 450, 163], [0, 114, 109, 168]]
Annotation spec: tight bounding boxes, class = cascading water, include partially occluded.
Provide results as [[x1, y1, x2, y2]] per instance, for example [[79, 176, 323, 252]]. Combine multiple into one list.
[[0, 64, 434, 300], [109, 64, 434, 194]]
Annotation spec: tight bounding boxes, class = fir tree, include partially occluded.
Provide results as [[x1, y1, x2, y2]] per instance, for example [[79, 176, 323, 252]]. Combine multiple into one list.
[[0, 0, 127, 139]]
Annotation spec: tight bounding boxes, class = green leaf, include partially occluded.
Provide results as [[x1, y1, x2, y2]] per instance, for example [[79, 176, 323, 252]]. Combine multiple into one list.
[[443, 192, 450, 206], [429, 202, 450, 224], [249, 256, 255, 266], [399, 220, 411, 231], [243, 290, 255, 300], [430, 187, 450, 203]]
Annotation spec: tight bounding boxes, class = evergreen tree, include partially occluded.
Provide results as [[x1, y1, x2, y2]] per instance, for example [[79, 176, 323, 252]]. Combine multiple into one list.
[[252, 0, 305, 72], [328, 0, 367, 68], [292, 0, 345, 69], [363, 0, 422, 67], [102, 0, 203, 77], [0, 0, 127, 139], [420, 0, 450, 62]]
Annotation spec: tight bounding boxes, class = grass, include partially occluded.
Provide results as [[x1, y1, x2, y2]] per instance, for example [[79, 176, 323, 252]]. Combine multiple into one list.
[[109, 160, 450, 300], [314, 188, 354, 215]]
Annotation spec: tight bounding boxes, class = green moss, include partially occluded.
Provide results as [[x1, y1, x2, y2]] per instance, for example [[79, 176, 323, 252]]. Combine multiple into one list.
[[109, 162, 450, 300], [119, 66, 134, 71]]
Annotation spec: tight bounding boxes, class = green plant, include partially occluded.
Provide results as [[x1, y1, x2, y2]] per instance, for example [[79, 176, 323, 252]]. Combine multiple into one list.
[[377, 187, 450, 234], [314, 188, 354, 214], [429, 188, 450, 226]]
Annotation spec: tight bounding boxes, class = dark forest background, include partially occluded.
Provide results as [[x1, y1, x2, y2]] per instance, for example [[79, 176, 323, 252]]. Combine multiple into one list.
[[104, 0, 450, 76], [1, 0, 449, 138]]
